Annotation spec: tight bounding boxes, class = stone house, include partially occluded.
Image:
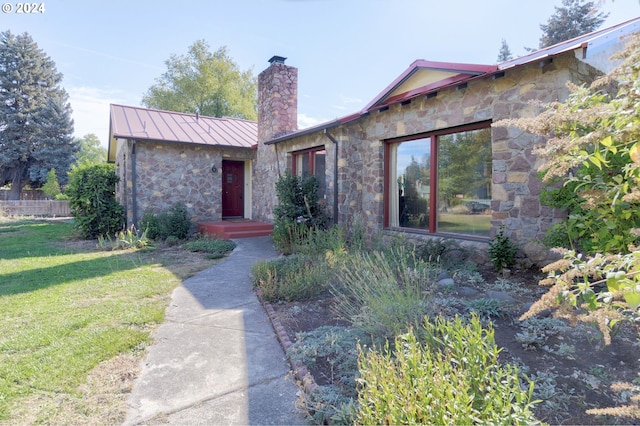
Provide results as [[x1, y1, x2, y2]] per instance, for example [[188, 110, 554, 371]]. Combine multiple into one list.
[[109, 18, 639, 260], [108, 104, 257, 226]]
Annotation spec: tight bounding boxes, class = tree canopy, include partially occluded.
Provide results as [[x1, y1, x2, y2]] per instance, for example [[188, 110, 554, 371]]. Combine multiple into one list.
[[74, 133, 107, 167], [142, 41, 257, 120], [538, 0, 608, 48], [0, 31, 76, 200], [497, 39, 513, 62]]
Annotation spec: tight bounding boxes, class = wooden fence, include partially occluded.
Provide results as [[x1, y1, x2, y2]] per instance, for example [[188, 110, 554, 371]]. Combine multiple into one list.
[[0, 200, 70, 217]]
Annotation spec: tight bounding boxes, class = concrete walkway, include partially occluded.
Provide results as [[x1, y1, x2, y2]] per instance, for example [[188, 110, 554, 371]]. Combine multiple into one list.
[[124, 236, 305, 425]]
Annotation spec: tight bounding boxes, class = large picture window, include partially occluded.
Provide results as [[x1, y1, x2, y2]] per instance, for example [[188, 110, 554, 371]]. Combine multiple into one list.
[[386, 124, 491, 238], [292, 147, 326, 198]]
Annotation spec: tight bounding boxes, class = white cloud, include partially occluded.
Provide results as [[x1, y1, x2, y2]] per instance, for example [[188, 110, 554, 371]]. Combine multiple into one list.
[[67, 86, 140, 148], [339, 94, 363, 105], [298, 113, 327, 129]]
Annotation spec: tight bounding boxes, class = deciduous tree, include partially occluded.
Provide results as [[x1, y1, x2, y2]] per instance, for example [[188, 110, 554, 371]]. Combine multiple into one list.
[[0, 31, 77, 200], [142, 41, 257, 120], [74, 133, 107, 167]]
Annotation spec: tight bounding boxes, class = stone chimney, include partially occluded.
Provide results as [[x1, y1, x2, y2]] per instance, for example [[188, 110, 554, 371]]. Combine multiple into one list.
[[258, 56, 298, 142]]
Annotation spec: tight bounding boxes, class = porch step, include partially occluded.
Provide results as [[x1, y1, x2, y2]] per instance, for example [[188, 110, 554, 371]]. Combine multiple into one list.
[[197, 220, 273, 239]]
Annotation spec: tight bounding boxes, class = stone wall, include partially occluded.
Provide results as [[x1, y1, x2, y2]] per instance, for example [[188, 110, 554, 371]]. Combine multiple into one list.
[[254, 58, 299, 222], [115, 139, 255, 226], [258, 59, 298, 141], [252, 51, 602, 263]]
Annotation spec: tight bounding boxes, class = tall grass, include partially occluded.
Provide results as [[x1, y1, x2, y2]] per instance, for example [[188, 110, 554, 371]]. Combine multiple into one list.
[[0, 219, 201, 423], [331, 245, 439, 338]]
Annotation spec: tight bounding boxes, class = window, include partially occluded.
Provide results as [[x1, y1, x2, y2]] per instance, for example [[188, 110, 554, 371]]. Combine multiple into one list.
[[292, 147, 326, 198], [386, 124, 491, 238]]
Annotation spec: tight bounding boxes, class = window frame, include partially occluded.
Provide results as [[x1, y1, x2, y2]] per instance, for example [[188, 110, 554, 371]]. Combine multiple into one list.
[[384, 120, 492, 240], [291, 146, 327, 201], [292, 146, 326, 177]]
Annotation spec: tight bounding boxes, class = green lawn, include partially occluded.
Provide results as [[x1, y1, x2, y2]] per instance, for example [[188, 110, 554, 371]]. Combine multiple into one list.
[[0, 219, 217, 424]]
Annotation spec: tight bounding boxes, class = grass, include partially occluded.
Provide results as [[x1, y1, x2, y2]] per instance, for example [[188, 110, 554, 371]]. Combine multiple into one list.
[[0, 218, 225, 424], [437, 213, 490, 236]]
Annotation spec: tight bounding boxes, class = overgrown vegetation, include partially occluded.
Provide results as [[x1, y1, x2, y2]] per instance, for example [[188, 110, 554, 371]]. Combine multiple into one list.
[[254, 225, 547, 423], [97, 225, 150, 250], [140, 202, 192, 241], [66, 163, 124, 239], [272, 170, 329, 254], [500, 34, 640, 353], [356, 316, 538, 425]]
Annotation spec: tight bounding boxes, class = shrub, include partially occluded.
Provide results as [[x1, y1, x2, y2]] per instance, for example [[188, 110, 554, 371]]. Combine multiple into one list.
[[489, 226, 518, 272], [331, 246, 437, 338], [182, 237, 236, 254], [251, 254, 331, 302], [140, 211, 161, 240], [41, 168, 61, 199], [140, 203, 192, 241], [465, 298, 506, 318], [356, 315, 539, 425], [288, 326, 380, 425], [66, 163, 124, 239], [414, 237, 468, 268], [272, 219, 309, 255], [272, 170, 329, 253]]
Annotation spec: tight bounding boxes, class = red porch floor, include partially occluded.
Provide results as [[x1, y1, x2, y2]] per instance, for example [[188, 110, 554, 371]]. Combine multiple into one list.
[[197, 219, 273, 239]]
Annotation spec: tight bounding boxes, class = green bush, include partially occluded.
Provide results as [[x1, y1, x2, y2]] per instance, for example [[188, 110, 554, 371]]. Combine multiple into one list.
[[273, 170, 329, 254], [489, 226, 518, 272], [251, 254, 331, 302], [356, 315, 539, 425], [331, 246, 437, 338], [41, 168, 61, 199], [182, 237, 236, 254], [66, 164, 124, 239], [140, 203, 192, 241], [272, 219, 309, 255], [140, 211, 161, 240]]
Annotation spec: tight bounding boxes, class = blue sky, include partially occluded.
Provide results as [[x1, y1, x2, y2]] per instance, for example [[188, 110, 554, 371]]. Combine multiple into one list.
[[3, 0, 639, 148]]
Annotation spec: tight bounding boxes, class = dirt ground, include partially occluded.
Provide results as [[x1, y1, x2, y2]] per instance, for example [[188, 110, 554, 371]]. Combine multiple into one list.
[[270, 265, 640, 425]]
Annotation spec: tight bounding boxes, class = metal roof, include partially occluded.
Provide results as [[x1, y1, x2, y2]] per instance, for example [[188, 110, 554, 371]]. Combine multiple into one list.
[[266, 17, 640, 145], [109, 104, 257, 148], [498, 16, 640, 71]]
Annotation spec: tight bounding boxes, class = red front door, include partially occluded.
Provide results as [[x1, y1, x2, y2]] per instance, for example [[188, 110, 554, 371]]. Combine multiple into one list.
[[222, 160, 244, 218]]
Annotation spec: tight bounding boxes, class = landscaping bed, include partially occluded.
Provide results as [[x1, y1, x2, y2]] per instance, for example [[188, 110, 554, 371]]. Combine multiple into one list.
[[266, 262, 640, 425]]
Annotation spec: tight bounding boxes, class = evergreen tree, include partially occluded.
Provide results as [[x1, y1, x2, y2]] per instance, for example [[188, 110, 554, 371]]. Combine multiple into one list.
[[41, 168, 61, 199], [0, 31, 77, 200], [497, 39, 513, 62], [142, 41, 257, 120], [539, 0, 608, 48]]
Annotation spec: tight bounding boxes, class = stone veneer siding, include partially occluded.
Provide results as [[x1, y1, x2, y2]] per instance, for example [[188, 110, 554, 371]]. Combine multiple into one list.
[[254, 59, 298, 221], [253, 51, 601, 263], [115, 139, 255, 227]]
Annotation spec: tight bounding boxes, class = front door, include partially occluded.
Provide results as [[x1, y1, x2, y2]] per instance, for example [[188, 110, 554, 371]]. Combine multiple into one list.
[[222, 160, 244, 218]]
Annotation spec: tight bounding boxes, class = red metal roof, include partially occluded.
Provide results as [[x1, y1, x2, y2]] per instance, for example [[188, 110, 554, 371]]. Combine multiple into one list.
[[109, 104, 257, 148], [498, 16, 640, 70], [363, 60, 498, 112], [266, 17, 640, 146]]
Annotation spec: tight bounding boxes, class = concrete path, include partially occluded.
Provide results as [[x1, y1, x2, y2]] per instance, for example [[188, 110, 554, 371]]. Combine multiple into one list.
[[124, 236, 305, 425]]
